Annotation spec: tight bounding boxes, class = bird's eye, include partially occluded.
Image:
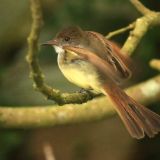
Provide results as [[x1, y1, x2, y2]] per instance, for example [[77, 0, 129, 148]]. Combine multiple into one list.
[[64, 36, 70, 41]]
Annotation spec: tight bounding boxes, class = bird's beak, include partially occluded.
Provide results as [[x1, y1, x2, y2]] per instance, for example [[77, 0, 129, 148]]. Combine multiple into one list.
[[40, 39, 58, 46]]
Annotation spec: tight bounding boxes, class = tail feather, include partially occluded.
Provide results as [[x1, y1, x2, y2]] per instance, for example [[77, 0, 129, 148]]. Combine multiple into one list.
[[139, 105, 160, 133], [102, 83, 160, 139], [119, 104, 144, 138]]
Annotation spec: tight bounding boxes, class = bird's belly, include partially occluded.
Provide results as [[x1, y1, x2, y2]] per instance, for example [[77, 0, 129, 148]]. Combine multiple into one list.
[[58, 60, 102, 92]]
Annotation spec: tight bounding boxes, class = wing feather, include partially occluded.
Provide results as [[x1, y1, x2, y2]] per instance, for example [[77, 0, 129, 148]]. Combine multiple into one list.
[[86, 31, 132, 82]]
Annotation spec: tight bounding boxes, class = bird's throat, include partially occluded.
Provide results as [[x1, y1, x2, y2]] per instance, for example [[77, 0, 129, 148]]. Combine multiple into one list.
[[54, 46, 65, 54]]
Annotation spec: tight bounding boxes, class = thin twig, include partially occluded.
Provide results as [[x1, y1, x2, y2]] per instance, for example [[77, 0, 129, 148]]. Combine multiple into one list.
[[106, 22, 135, 39], [43, 143, 56, 160]]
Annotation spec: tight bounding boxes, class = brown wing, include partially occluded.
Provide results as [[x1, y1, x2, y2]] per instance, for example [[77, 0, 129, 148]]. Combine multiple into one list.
[[86, 31, 132, 82], [63, 46, 124, 83]]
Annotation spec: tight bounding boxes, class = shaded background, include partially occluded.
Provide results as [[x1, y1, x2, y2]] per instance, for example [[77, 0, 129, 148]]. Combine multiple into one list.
[[0, 0, 160, 160]]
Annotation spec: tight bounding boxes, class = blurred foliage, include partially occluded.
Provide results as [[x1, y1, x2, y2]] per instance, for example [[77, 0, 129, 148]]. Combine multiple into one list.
[[0, 131, 24, 160], [0, 0, 160, 160]]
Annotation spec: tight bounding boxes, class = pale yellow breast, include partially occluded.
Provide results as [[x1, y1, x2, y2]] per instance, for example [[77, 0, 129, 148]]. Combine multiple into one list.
[[57, 51, 101, 92]]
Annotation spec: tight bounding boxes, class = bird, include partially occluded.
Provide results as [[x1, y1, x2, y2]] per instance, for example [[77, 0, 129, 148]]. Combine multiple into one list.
[[42, 26, 160, 139]]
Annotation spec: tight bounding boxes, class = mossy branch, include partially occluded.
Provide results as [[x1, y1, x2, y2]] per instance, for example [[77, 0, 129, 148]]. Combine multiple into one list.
[[0, 75, 160, 128]]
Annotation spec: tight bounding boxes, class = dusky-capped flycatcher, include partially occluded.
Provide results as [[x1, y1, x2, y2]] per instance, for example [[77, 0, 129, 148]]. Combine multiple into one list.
[[42, 26, 160, 139]]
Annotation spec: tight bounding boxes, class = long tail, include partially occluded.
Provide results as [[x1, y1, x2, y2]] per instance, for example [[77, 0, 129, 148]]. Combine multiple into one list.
[[102, 83, 160, 139]]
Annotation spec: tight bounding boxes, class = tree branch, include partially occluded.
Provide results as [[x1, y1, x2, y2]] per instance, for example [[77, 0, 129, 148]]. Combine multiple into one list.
[[0, 75, 160, 128], [122, 1, 160, 55]]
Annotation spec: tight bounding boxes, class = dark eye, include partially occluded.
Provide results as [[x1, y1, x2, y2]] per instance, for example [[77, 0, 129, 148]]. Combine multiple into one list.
[[64, 36, 70, 41]]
